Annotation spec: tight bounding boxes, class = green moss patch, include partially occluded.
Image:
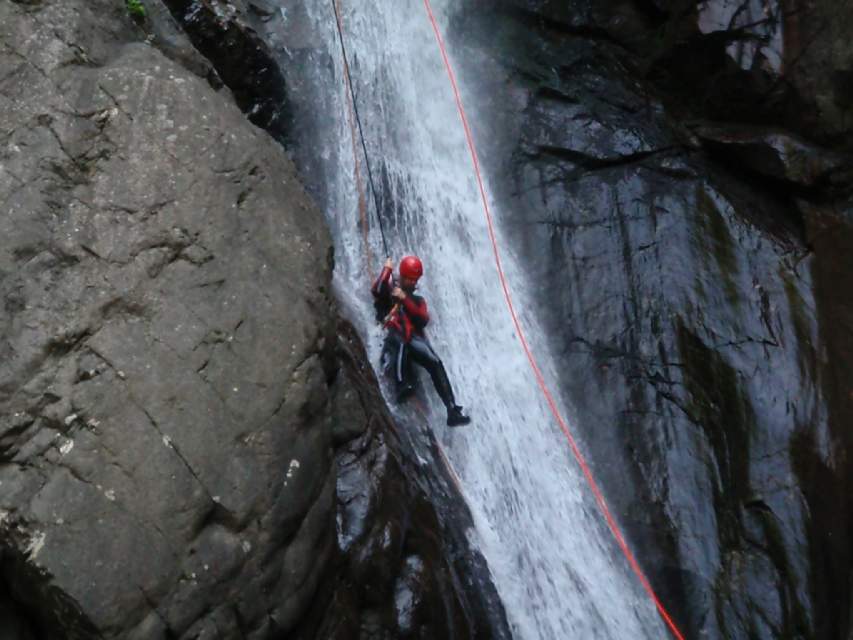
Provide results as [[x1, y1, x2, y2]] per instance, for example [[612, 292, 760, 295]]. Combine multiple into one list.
[[126, 0, 145, 20]]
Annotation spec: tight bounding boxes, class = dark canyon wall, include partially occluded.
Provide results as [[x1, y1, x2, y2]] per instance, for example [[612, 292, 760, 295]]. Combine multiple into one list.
[[451, 1, 852, 638]]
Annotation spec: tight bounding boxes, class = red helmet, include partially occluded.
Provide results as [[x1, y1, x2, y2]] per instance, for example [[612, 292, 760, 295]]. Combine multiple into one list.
[[399, 255, 423, 281]]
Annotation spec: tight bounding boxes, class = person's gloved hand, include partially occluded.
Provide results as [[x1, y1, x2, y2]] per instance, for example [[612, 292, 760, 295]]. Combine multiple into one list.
[[384, 257, 393, 270], [391, 287, 407, 301]]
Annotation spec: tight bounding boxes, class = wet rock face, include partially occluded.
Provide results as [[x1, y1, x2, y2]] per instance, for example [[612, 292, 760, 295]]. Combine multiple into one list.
[[798, 199, 853, 639], [453, 1, 852, 638], [289, 321, 482, 640], [158, 0, 292, 145], [690, 123, 853, 191], [492, 0, 853, 149], [0, 577, 37, 640], [641, 0, 851, 150]]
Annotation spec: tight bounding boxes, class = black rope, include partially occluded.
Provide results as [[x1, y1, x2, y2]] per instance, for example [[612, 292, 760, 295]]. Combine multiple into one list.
[[331, 0, 390, 258]]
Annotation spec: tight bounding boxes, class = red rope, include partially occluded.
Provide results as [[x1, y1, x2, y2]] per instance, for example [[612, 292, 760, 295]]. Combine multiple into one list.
[[421, 2, 686, 638]]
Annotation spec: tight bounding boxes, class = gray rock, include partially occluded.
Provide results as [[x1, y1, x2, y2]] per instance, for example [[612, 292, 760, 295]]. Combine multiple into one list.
[[284, 321, 495, 640], [159, 0, 292, 144], [329, 372, 368, 447], [1, 0, 335, 636], [691, 122, 853, 189], [139, 2, 217, 82], [492, 1, 853, 150]]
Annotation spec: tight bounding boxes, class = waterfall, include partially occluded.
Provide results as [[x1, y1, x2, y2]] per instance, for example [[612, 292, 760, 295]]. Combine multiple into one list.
[[698, 0, 785, 71], [273, 1, 669, 637]]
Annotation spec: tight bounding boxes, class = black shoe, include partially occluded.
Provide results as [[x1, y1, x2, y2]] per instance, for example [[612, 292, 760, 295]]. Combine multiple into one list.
[[446, 405, 470, 427], [396, 383, 415, 402]]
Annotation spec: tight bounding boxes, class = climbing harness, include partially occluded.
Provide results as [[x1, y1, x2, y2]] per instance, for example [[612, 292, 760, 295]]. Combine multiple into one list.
[[421, 1, 686, 638]]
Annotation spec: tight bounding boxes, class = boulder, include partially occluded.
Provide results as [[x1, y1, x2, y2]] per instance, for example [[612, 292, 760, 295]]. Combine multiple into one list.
[[0, 0, 334, 634], [0, 2, 507, 638]]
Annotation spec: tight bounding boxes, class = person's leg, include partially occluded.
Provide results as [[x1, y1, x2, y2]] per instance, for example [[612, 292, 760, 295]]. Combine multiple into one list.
[[407, 336, 470, 426], [384, 333, 415, 400]]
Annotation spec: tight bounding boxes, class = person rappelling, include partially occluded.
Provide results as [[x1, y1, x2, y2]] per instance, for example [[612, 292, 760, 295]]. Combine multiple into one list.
[[332, 0, 469, 427], [371, 255, 471, 427]]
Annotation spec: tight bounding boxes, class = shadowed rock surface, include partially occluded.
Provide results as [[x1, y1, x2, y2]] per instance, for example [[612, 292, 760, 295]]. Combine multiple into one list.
[[292, 320, 507, 640], [157, 0, 292, 145], [448, 1, 852, 638], [0, 1, 505, 638]]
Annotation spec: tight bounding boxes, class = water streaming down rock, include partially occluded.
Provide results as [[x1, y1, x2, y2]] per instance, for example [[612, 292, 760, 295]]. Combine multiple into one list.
[[444, 3, 852, 638], [272, 1, 669, 638]]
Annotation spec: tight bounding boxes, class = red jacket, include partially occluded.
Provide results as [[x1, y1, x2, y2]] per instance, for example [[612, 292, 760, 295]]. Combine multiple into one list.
[[371, 266, 429, 343]]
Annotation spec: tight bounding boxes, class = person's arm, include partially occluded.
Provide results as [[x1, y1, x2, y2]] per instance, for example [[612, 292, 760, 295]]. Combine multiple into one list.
[[371, 258, 394, 300]]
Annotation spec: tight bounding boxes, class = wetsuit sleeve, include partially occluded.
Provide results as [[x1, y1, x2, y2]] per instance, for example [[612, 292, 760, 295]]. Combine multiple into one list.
[[371, 266, 393, 301], [401, 295, 429, 328]]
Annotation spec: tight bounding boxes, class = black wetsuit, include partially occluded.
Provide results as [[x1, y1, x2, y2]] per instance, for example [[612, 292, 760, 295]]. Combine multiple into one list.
[[371, 266, 459, 410]]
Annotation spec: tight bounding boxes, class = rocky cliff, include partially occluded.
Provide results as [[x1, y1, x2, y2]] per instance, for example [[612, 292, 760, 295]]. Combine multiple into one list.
[[0, 1, 501, 638], [451, 1, 852, 637]]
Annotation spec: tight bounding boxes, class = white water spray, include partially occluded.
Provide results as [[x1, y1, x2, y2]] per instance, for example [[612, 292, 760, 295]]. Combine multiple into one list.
[[282, 1, 669, 637]]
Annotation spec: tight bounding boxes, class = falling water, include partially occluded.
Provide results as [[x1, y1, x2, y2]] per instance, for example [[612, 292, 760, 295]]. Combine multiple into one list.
[[273, 1, 669, 637], [698, 0, 785, 71]]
